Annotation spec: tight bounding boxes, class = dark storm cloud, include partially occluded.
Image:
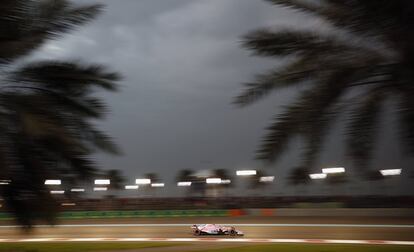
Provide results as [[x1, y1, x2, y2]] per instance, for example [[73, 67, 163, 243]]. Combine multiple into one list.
[[30, 0, 412, 196]]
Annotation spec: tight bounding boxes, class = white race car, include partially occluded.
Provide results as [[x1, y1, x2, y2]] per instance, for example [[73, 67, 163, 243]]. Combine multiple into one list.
[[191, 224, 244, 236]]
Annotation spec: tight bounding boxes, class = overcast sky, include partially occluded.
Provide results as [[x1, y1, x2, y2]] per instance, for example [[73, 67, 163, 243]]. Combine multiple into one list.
[[32, 0, 412, 196]]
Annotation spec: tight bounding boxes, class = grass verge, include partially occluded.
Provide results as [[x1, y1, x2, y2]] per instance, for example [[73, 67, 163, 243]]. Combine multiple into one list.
[[201, 244, 414, 252], [1, 243, 413, 252], [0, 242, 182, 252]]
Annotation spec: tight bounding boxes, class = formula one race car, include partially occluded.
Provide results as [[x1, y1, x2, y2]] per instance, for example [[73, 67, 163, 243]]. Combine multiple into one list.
[[191, 224, 244, 236]]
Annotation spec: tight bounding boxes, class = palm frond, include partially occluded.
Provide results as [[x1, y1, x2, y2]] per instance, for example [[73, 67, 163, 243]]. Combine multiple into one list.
[[257, 69, 351, 162], [41, 1, 103, 34], [82, 126, 120, 154], [288, 166, 310, 185], [320, 0, 409, 41], [0, 1, 102, 63], [270, 0, 413, 48], [346, 90, 384, 169], [234, 57, 315, 106], [242, 29, 361, 58], [301, 118, 330, 168], [238, 0, 414, 174], [265, 0, 320, 14], [0, 0, 119, 228], [397, 90, 414, 155], [68, 155, 97, 180], [11, 61, 120, 93], [18, 96, 119, 154]]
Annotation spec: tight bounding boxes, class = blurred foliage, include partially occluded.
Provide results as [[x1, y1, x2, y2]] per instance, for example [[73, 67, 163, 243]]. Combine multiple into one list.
[[364, 170, 385, 181], [145, 173, 160, 183], [176, 169, 195, 183], [236, 0, 414, 171], [212, 168, 233, 188], [0, 0, 120, 227], [175, 169, 234, 196], [175, 169, 204, 196], [247, 169, 268, 189], [288, 166, 310, 186], [326, 173, 347, 185], [106, 169, 125, 191]]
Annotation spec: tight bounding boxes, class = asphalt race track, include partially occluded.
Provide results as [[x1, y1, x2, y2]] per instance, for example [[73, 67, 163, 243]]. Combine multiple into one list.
[[0, 217, 413, 242]]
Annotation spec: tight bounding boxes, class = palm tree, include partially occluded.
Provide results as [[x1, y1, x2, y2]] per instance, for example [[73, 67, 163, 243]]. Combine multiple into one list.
[[246, 170, 272, 196], [213, 169, 233, 188], [176, 169, 194, 183], [209, 169, 233, 197], [106, 169, 125, 197], [252, 170, 264, 189], [0, 0, 120, 227], [325, 173, 348, 196], [145, 173, 160, 184], [288, 166, 310, 195], [176, 169, 204, 196], [144, 172, 160, 196], [235, 0, 414, 172], [103, 169, 125, 209], [363, 170, 383, 196]]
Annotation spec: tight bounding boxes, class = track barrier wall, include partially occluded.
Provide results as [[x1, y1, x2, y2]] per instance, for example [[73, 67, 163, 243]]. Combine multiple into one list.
[[0, 208, 413, 220]]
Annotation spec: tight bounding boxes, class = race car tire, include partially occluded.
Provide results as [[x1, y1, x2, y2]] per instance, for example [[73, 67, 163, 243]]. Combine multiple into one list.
[[230, 229, 236, 236], [194, 229, 201, 236]]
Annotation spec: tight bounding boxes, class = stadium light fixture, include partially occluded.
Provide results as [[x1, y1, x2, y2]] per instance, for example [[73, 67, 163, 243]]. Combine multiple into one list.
[[93, 187, 107, 191], [94, 179, 110, 185], [125, 185, 139, 190], [236, 170, 257, 176], [45, 179, 61, 185], [380, 169, 402, 176], [70, 188, 85, 192], [221, 179, 231, 184], [206, 178, 222, 184], [177, 181, 191, 187], [50, 190, 65, 194], [135, 178, 151, 185], [151, 183, 165, 187], [322, 167, 345, 174], [259, 176, 275, 182], [0, 180, 11, 185], [61, 203, 76, 206], [309, 173, 327, 179]]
